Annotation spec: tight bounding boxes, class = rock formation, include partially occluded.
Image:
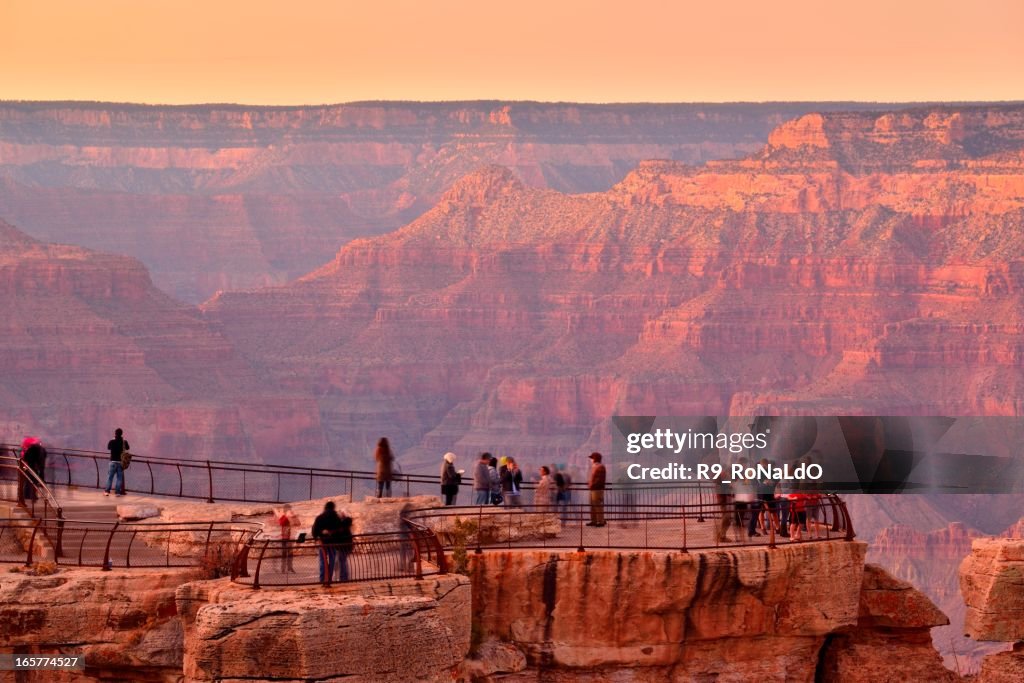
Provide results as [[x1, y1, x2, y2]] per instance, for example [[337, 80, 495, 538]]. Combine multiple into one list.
[[0, 101, 878, 302], [0, 219, 323, 462], [818, 564, 955, 682], [202, 105, 1024, 470], [959, 538, 1024, 681], [176, 574, 471, 683], [960, 538, 1024, 642], [2, 535, 958, 682], [0, 567, 206, 682]]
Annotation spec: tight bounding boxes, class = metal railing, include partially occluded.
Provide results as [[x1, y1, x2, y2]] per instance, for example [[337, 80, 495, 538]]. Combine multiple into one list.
[[404, 494, 854, 553], [0, 517, 260, 570], [7, 443, 455, 503], [231, 523, 448, 589], [2, 442, 717, 507], [0, 452, 64, 524]]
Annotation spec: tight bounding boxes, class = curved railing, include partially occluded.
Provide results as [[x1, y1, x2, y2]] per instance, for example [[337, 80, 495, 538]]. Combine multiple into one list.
[[404, 494, 854, 553], [0, 452, 64, 522], [0, 517, 261, 570], [2, 442, 716, 507], [231, 523, 448, 588]]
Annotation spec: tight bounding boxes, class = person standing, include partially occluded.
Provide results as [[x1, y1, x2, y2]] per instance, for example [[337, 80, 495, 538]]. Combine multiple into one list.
[[440, 452, 460, 506], [488, 456, 502, 505], [335, 513, 354, 582], [502, 457, 523, 507], [374, 437, 394, 498], [104, 428, 129, 496], [473, 452, 492, 505], [20, 437, 46, 501], [312, 501, 343, 585], [276, 504, 299, 573], [587, 452, 606, 527], [554, 465, 573, 519], [534, 466, 556, 508]]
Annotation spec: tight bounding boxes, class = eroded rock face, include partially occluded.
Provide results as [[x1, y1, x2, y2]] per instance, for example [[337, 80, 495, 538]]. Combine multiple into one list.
[[202, 105, 1024, 472], [818, 564, 955, 683], [0, 101, 855, 303], [960, 538, 1024, 642], [0, 567, 206, 682], [466, 542, 867, 680], [176, 574, 471, 682]]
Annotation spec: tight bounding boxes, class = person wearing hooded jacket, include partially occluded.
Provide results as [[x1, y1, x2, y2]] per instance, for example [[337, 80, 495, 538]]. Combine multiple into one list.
[[440, 452, 460, 505]]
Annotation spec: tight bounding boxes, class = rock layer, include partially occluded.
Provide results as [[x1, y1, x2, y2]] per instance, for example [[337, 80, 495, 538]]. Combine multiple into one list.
[[960, 538, 1024, 642], [176, 574, 471, 683], [0, 101, 876, 302], [202, 105, 1024, 471]]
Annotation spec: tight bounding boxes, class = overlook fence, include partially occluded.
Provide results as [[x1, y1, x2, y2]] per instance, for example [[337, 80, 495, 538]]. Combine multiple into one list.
[[0, 517, 261, 570], [404, 494, 854, 553], [231, 523, 448, 588], [0, 454, 63, 521], [2, 443, 716, 508]]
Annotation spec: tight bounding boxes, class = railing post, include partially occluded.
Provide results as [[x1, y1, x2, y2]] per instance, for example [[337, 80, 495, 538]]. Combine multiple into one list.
[[26, 519, 40, 566], [102, 522, 120, 570], [577, 504, 585, 553], [206, 461, 214, 503], [411, 531, 424, 579], [55, 510, 64, 557], [16, 464, 26, 508], [147, 460, 155, 494], [308, 470, 314, 501], [681, 508, 688, 553], [475, 505, 483, 554], [349, 473, 354, 500], [840, 498, 855, 541], [204, 521, 215, 564], [252, 539, 270, 589]]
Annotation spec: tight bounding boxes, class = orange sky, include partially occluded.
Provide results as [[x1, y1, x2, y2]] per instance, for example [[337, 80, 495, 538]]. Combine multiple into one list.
[[3, 1, 1022, 105]]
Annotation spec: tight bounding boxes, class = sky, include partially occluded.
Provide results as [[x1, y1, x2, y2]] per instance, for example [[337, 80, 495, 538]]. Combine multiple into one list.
[[2, 0, 1022, 105]]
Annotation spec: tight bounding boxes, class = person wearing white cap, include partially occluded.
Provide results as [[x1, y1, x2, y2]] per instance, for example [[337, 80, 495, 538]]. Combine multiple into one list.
[[440, 452, 461, 505]]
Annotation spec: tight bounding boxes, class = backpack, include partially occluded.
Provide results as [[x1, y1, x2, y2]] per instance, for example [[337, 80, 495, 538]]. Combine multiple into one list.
[[554, 472, 565, 489], [121, 447, 132, 470]]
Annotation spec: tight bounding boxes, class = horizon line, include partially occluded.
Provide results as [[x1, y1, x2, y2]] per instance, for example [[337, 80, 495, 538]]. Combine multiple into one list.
[[3, 98, 1024, 110]]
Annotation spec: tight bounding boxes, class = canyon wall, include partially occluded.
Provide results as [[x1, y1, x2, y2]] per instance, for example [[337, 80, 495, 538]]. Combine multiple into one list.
[[2, 539, 957, 682], [202, 105, 1024, 472], [0, 219, 323, 461], [959, 538, 1024, 681], [464, 543, 953, 681], [0, 101, 883, 302]]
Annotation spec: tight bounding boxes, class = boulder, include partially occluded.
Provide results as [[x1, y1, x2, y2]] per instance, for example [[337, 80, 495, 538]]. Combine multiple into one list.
[[960, 538, 1024, 642], [177, 574, 471, 682]]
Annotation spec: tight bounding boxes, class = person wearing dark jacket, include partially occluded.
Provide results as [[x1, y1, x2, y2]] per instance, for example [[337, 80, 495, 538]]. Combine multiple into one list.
[[473, 452, 492, 505], [440, 452, 460, 505], [335, 516, 354, 582], [20, 438, 46, 501], [105, 428, 129, 496], [312, 501, 346, 584], [587, 452, 607, 527], [374, 437, 394, 498]]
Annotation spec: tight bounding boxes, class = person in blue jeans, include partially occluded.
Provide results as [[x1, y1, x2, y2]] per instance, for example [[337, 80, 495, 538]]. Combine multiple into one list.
[[313, 501, 348, 584], [104, 428, 129, 496]]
